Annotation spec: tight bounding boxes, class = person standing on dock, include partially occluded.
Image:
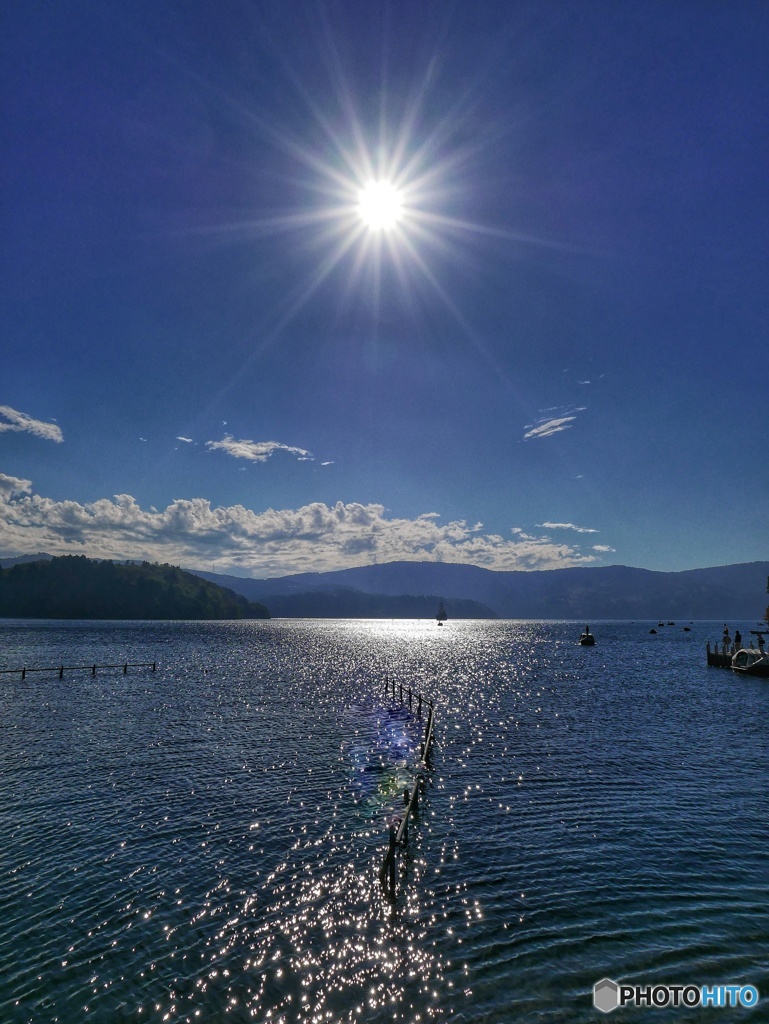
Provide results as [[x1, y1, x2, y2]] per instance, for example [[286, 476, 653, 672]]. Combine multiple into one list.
[[735, 630, 742, 649]]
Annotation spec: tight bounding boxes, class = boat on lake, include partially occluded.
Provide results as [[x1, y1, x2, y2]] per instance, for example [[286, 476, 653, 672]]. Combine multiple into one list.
[[731, 632, 769, 677], [579, 625, 595, 646], [436, 600, 447, 625]]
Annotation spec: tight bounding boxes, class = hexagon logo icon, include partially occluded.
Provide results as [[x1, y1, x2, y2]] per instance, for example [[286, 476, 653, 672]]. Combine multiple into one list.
[[594, 978, 620, 1013]]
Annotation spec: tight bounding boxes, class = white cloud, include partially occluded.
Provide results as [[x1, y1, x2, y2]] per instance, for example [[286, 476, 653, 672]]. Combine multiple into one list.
[[592, 544, 615, 553], [176, 436, 194, 444], [0, 485, 605, 576], [538, 522, 599, 534], [206, 436, 314, 463], [0, 406, 63, 443], [0, 473, 32, 500], [523, 407, 586, 441]]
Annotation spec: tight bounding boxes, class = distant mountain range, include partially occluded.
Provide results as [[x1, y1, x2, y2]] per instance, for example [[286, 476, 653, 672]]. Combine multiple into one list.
[[191, 560, 769, 620], [2, 554, 766, 620]]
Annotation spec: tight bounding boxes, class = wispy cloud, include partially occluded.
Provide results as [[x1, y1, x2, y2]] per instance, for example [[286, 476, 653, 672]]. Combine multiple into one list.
[[176, 436, 194, 444], [206, 436, 314, 463], [538, 522, 599, 534], [592, 544, 615, 553], [0, 406, 63, 443], [523, 407, 585, 441], [0, 484, 607, 576]]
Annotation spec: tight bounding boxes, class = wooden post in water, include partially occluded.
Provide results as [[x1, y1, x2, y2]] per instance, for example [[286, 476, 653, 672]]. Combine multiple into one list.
[[423, 705, 435, 762], [59, 665, 64, 679], [92, 665, 96, 676], [389, 828, 396, 895]]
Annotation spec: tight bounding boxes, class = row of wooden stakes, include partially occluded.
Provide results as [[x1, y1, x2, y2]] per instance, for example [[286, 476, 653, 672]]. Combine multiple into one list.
[[0, 662, 158, 679], [378, 677, 436, 902]]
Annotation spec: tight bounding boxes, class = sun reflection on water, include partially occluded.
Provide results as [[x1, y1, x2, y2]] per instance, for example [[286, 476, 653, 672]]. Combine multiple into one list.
[[3, 619, 768, 1023]]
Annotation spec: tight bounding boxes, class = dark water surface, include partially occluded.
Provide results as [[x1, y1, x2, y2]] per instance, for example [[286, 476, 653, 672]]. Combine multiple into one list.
[[1, 619, 767, 1022]]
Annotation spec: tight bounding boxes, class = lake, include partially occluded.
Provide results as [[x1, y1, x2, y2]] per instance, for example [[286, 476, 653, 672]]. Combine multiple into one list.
[[1, 618, 766, 1022]]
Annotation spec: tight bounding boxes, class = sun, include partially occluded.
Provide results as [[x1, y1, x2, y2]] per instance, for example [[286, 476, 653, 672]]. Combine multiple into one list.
[[357, 180, 404, 231]]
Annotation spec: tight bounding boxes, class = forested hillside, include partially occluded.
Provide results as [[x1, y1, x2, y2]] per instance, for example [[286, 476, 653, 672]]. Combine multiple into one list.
[[0, 556, 270, 620]]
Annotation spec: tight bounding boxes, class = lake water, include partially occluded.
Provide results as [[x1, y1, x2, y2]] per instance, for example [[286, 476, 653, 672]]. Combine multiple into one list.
[[1, 619, 767, 1023]]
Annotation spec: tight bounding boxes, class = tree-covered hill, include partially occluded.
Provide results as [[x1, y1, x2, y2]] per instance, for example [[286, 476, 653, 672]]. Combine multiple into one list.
[[0, 556, 270, 620]]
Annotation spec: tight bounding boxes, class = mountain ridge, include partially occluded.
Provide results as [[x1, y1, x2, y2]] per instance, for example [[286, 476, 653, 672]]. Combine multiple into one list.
[[190, 560, 769, 620]]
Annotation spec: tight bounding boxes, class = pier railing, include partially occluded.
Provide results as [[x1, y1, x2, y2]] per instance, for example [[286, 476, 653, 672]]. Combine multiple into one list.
[[379, 679, 436, 902], [0, 662, 157, 680], [706, 642, 733, 668]]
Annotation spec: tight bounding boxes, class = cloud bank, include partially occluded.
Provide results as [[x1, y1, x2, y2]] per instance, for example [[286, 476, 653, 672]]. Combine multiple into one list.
[[0, 473, 33, 500], [0, 485, 607, 577], [0, 406, 63, 443]]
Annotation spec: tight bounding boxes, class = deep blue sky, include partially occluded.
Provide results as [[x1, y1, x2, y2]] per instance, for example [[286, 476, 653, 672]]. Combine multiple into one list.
[[2, 0, 767, 577]]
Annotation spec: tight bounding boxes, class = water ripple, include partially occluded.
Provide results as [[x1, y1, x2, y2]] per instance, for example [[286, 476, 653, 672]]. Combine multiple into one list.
[[1, 619, 768, 1022]]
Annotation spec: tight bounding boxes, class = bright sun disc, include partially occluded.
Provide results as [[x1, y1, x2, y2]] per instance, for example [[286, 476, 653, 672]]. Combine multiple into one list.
[[358, 180, 403, 230]]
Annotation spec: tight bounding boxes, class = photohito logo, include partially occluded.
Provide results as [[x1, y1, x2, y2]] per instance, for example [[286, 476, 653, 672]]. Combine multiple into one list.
[[593, 978, 759, 1012]]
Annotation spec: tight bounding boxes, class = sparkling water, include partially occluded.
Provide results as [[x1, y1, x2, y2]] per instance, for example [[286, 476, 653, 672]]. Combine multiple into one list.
[[1, 619, 766, 1022]]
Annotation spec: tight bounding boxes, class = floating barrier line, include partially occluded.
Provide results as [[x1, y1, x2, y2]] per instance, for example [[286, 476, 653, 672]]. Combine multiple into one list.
[[379, 677, 436, 902], [0, 662, 157, 679]]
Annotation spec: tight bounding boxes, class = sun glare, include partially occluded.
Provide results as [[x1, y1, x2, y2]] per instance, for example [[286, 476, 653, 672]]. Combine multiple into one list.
[[358, 180, 403, 230]]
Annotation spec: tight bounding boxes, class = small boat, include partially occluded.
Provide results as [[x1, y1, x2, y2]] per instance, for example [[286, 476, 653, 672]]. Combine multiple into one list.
[[731, 632, 769, 677], [579, 625, 596, 646], [436, 600, 447, 625], [731, 648, 769, 677]]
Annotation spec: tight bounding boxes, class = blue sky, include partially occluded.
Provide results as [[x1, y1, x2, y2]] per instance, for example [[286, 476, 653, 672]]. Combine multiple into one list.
[[2, 0, 767, 578]]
